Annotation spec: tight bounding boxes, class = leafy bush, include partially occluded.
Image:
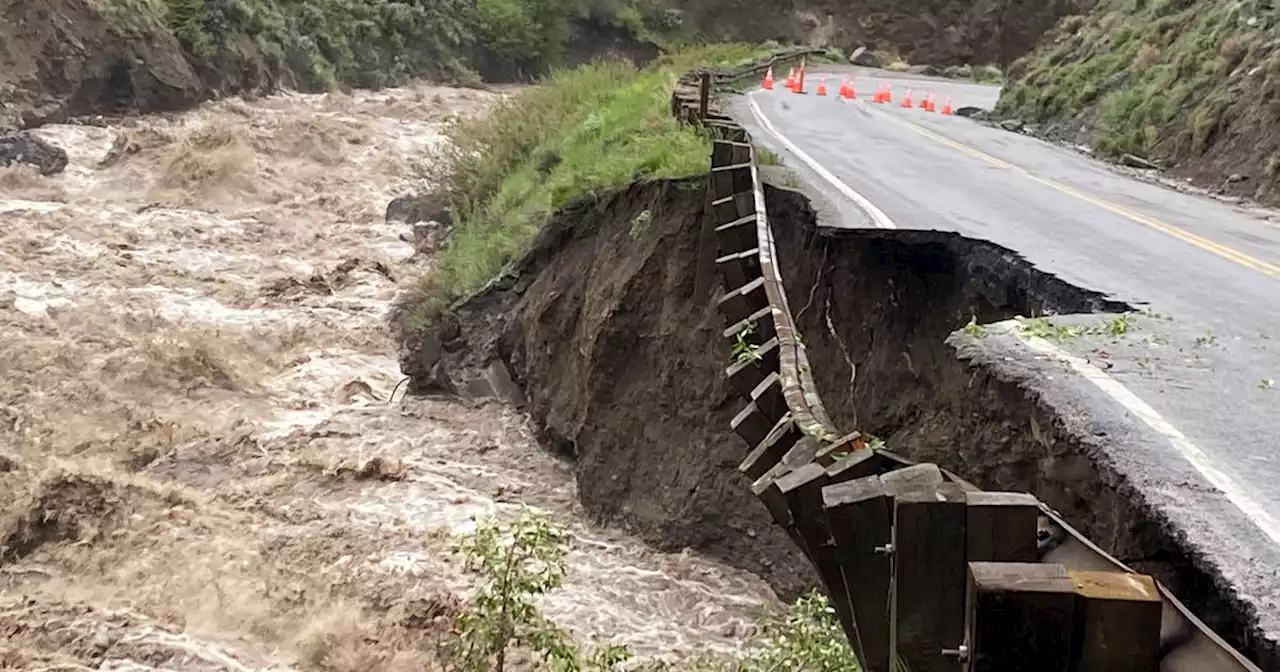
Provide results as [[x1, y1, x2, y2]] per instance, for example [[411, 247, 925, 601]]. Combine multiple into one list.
[[447, 513, 862, 672], [447, 511, 635, 671]]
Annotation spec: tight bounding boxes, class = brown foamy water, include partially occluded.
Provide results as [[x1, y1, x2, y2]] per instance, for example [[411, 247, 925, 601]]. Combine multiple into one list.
[[0, 81, 781, 670]]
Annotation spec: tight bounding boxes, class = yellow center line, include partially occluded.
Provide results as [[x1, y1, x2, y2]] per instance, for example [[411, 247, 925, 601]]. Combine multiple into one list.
[[867, 106, 1280, 277]]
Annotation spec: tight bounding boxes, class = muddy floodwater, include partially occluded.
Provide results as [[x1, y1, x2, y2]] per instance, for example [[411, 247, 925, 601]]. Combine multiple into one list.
[[0, 82, 781, 670]]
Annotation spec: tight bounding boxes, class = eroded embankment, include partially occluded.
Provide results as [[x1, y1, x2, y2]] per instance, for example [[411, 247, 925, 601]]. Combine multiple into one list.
[[400, 176, 817, 600], [764, 185, 1270, 666], [402, 151, 1275, 664]]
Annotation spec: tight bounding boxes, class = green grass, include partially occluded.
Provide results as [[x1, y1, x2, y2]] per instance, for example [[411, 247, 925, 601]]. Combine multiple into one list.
[[403, 43, 764, 324], [91, 0, 683, 91], [996, 0, 1271, 163]]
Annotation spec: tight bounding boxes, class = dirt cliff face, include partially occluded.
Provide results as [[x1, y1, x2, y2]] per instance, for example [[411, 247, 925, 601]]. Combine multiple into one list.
[[398, 177, 817, 600], [670, 0, 1092, 66]]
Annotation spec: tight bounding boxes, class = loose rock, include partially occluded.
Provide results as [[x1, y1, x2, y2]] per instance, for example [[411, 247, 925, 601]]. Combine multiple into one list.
[[0, 131, 69, 175], [385, 192, 452, 226], [999, 118, 1025, 133], [848, 46, 882, 68]]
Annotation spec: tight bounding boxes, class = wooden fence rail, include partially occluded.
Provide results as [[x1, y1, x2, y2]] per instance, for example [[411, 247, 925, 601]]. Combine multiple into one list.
[[669, 51, 1262, 672]]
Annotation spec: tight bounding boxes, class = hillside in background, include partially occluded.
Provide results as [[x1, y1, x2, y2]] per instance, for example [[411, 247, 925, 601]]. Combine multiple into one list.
[[0, 0, 662, 128], [668, 0, 1092, 67], [997, 0, 1280, 203]]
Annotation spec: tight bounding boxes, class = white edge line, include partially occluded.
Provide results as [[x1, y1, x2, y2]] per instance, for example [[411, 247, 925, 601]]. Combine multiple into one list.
[[990, 320, 1280, 548], [745, 90, 897, 230], [745, 87, 1280, 549]]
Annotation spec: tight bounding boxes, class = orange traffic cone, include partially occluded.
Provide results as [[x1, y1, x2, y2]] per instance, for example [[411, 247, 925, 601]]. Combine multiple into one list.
[[763, 66, 774, 90], [816, 75, 828, 96], [842, 78, 855, 99], [785, 67, 796, 90], [879, 84, 892, 103], [901, 88, 913, 108], [940, 96, 953, 115], [925, 92, 936, 112], [795, 65, 806, 93], [919, 91, 930, 109]]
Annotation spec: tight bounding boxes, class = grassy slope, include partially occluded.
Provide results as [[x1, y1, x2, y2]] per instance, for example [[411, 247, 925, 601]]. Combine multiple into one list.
[[997, 0, 1280, 197], [401, 43, 765, 325], [91, 0, 671, 91]]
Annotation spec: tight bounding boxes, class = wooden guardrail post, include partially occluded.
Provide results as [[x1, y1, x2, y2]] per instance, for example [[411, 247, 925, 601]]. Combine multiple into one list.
[[965, 491, 1040, 563], [894, 482, 969, 672], [699, 72, 711, 120], [823, 474, 893, 672], [966, 562, 1077, 671], [1069, 571, 1163, 671]]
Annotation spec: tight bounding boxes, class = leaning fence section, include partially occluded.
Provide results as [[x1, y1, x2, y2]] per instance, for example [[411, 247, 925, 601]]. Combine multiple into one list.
[[668, 53, 1254, 672]]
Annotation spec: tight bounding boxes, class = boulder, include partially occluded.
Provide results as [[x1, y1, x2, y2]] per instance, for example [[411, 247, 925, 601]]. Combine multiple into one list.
[[385, 192, 452, 226], [848, 46, 882, 68], [954, 106, 987, 120], [0, 131, 69, 175], [998, 118, 1025, 133]]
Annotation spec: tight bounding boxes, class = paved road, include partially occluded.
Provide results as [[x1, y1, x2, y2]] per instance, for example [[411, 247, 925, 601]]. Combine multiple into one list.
[[730, 66, 1280, 650]]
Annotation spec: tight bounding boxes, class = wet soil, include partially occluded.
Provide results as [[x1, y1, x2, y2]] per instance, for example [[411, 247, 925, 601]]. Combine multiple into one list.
[[401, 177, 819, 602]]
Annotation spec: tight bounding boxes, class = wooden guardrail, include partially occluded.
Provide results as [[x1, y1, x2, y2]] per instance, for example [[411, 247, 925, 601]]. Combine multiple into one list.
[[670, 53, 1263, 672]]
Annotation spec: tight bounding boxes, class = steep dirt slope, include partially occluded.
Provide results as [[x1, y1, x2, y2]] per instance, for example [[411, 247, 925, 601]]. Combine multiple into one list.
[[997, 0, 1280, 204], [670, 0, 1091, 67], [400, 177, 818, 600]]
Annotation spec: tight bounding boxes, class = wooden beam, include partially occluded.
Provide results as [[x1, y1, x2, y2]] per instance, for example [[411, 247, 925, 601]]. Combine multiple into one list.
[[893, 481, 967, 672], [966, 562, 1076, 672], [822, 475, 893, 672], [776, 463, 856, 639], [698, 72, 711, 119], [1069, 571, 1163, 672], [966, 491, 1040, 563]]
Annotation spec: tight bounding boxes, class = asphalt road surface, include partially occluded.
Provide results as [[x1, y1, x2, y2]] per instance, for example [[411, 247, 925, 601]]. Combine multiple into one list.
[[730, 66, 1280, 651]]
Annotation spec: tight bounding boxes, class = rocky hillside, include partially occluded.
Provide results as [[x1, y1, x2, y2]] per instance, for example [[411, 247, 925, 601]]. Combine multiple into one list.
[[996, 0, 1280, 203], [669, 0, 1092, 67], [0, 0, 660, 129]]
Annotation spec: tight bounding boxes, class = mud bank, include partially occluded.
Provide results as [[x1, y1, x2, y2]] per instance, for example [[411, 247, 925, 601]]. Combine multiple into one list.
[[399, 177, 817, 599], [765, 186, 1272, 666]]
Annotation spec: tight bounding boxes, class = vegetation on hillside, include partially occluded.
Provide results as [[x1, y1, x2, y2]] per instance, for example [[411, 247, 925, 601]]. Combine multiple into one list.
[[997, 0, 1280, 174], [447, 511, 859, 671], [400, 43, 769, 325], [90, 0, 678, 90]]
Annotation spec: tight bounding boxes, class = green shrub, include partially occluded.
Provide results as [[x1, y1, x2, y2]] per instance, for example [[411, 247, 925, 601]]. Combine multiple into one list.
[[446, 511, 637, 671]]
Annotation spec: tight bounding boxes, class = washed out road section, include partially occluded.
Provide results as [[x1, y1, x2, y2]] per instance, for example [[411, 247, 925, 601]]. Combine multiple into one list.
[[731, 67, 1280, 643]]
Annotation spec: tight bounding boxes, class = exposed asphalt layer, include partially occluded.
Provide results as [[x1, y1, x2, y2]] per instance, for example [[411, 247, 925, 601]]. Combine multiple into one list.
[[729, 66, 1280, 649]]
